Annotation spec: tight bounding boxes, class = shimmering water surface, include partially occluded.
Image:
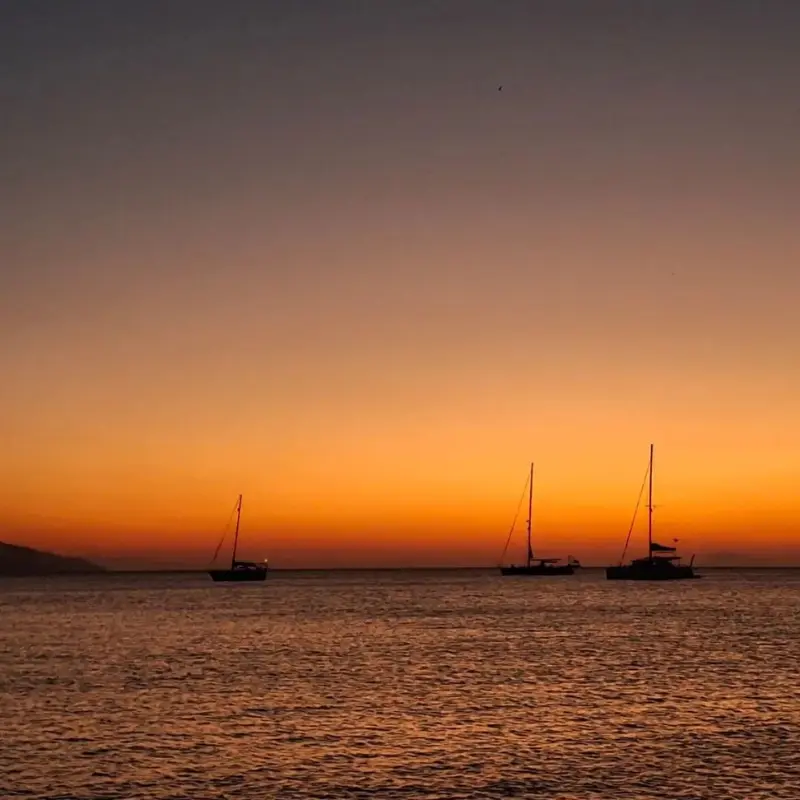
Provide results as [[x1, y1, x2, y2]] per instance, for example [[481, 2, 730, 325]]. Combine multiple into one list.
[[1, 568, 799, 799]]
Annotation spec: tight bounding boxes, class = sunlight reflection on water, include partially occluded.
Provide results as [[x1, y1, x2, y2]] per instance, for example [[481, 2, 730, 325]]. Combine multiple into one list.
[[1, 569, 799, 799]]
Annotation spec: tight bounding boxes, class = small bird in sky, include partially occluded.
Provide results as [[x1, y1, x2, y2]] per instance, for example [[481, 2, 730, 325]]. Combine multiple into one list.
[[498, 85, 503, 91]]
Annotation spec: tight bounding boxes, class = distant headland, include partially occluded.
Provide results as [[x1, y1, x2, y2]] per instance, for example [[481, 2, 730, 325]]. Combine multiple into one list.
[[0, 541, 105, 576]]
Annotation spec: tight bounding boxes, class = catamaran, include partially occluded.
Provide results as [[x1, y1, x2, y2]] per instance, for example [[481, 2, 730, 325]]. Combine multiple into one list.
[[606, 444, 699, 581], [500, 462, 581, 576], [207, 494, 268, 582]]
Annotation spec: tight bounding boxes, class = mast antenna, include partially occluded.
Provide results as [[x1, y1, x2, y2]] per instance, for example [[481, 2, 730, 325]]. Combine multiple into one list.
[[527, 462, 534, 567], [231, 494, 243, 568], [647, 445, 654, 560]]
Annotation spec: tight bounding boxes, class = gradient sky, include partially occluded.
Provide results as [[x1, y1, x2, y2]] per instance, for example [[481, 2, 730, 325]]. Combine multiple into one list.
[[2, 1, 799, 568]]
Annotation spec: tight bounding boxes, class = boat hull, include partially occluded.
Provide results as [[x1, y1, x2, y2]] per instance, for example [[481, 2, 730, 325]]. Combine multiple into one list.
[[501, 564, 574, 576], [208, 568, 268, 582], [606, 564, 699, 581]]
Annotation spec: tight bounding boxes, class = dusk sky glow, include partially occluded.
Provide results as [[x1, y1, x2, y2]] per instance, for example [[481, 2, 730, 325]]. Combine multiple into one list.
[[2, 1, 799, 568]]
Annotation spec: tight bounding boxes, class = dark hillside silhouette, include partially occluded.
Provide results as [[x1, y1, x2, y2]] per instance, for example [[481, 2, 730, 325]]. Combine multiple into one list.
[[0, 541, 104, 576]]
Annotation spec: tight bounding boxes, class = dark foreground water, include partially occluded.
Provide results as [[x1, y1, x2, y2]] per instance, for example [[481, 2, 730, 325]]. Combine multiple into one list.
[[1, 568, 799, 799]]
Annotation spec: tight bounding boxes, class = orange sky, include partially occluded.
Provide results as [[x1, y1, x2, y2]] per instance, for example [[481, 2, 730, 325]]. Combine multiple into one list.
[[1, 3, 799, 567]]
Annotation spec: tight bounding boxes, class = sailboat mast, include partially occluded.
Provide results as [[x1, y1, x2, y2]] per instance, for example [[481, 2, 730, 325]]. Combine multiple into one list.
[[231, 494, 242, 568], [527, 462, 534, 567], [647, 445, 654, 559]]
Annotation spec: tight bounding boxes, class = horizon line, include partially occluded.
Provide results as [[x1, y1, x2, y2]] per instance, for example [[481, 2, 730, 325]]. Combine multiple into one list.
[[5, 564, 800, 576]]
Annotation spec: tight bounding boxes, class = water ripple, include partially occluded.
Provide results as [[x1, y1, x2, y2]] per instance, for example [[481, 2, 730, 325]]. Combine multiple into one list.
[[1, 569, 799, 798]]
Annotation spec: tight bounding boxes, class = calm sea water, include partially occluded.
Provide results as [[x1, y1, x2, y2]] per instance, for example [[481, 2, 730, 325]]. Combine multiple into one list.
[[1, 568, 799, 799]]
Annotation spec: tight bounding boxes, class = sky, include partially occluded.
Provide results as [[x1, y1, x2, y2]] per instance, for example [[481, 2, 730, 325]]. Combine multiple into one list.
[[1, 0, 799, 568]]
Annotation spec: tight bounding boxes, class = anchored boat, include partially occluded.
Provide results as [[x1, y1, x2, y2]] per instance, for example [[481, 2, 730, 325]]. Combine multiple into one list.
[[500, 462, 581, 576], [606, 445, 699, 581], [208, 494, 268, 583]]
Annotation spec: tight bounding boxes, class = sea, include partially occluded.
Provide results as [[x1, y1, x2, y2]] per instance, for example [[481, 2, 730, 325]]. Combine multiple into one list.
[[1, 568, 798, 800]]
